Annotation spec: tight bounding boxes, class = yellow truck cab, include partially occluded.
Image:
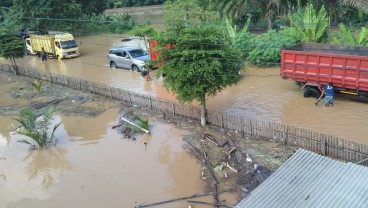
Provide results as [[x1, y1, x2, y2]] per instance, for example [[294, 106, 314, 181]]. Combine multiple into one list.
[[25, 32, 79, 60]]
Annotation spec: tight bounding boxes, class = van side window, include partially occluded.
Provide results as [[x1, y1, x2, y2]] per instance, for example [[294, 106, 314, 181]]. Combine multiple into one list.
[[55, 42, 61, 48], [116, 52, 123, 57], [122, 52, 127, 57]]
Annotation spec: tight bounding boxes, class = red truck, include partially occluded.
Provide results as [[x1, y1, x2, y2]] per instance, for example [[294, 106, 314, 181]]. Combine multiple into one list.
[[280, 43, 368, 100]]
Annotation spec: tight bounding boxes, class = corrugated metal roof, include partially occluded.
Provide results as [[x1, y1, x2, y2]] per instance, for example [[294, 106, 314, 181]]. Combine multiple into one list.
[[236, 149, 368, 208]]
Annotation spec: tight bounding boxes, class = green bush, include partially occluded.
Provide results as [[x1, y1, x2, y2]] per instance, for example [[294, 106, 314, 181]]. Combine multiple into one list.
[[246, 30, 298, 66]]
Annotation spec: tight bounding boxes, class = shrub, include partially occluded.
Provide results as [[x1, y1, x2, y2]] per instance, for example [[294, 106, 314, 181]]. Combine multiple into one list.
[[246, 30, 298, 66]]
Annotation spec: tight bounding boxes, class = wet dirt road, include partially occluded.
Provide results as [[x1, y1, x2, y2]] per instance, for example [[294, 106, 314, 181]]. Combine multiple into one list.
[[1, 34, 367, 144]]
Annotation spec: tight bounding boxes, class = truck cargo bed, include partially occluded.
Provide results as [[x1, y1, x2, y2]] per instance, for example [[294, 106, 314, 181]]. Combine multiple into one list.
[[281, 43, 368, 92]]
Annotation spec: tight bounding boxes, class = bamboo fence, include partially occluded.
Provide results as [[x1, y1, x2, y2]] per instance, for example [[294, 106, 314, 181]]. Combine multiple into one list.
[[1, 63, 368, 165]]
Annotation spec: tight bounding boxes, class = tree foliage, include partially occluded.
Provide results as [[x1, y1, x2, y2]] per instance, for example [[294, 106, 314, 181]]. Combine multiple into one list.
[[283, 3, 328, 43], [14, 106, 61, 149], [332, 24, 368, 46], [156, 0, 243, 126], [0, 32, 25, 75], [246, 30, 298, 66]]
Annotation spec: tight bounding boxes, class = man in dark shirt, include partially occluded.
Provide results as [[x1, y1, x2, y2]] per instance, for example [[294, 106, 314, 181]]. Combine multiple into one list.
[[140, 68, 151, 81], [318, 82, 334, 106]]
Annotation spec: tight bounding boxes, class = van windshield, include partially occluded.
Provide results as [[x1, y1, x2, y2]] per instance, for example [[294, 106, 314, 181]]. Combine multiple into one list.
[[128, 49, 148, 58], [61, 40, 77, 49]]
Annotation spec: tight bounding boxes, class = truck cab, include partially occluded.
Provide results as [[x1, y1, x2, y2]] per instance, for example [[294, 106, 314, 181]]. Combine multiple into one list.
[[54, 33, 79, 59]]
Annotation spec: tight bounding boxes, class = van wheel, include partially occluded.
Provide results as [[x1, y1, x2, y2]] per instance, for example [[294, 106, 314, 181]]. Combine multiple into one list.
[[304, 88, 321, 99], [110, 62, 117, 69], [132, 65, 140, 72]]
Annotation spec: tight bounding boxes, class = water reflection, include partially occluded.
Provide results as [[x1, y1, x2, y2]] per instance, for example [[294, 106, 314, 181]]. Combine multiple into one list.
[[22, 148, 73, 191], [60, 108, 118, 145], [0, 154, 5, 181]]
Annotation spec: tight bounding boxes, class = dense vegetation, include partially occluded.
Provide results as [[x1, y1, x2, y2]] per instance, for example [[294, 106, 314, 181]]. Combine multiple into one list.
[[0, 0, 135, 34]]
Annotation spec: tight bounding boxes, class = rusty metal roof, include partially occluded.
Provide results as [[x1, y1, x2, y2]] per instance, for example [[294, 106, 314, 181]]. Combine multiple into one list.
[[236, 149, 368, 208]]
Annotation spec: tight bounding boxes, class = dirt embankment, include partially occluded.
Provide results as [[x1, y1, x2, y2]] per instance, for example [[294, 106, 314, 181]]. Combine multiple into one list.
[[0, 71, 119, 118], [0, 71, 297, 205]]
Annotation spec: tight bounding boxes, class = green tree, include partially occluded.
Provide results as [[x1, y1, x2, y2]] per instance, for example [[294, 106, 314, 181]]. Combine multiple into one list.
[[202, 0, 281, 29], [0, 32, 25, 75], [332, 24, 368, 46], [157, 0, 243, 126], [247, 30, 298, 66], [6, 0, 83, 31], [283, 3, 328, 43], [77, 0, 108, 15], [14, 106, 61, 149]]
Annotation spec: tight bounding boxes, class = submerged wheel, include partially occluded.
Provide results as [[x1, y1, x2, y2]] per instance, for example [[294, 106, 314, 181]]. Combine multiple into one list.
[[304, 87, 321, 99], [110, 62, 117, 69], [132, 65, 140, 72]]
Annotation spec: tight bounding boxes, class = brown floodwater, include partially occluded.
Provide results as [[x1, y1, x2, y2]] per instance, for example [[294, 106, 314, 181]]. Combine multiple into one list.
[[0, 104, 237, 207], [1, 34, 367, 145]]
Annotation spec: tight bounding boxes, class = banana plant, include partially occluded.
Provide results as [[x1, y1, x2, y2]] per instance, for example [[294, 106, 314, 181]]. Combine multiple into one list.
[[283, 3, 328, 43], [14, 106, 61, 149], [333, 24, 368, 46]]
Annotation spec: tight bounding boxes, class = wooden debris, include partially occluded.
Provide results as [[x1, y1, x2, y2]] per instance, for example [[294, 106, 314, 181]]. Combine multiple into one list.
[[121, 117, 150, 134], [112, 124, 122, 129], [187, 200, 235, 208], [135, 192, 214, 208], [223, 162, 238, 173], [30, 98, 64, 109], [204, 134, 220, 146]]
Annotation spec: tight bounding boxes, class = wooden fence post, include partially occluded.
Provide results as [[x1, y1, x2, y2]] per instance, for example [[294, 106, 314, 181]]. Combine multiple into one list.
[[249, 119, 253, 136], [284, 126, 288, 145], [129, 93, 133, 106], [321, 137, 326, 155], [172, 103, 175, 116], [220, 115, 224, 128]]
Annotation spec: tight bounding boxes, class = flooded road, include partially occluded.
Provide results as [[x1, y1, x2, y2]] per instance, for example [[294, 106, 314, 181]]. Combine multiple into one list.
[[1, 34, 368, 145], [1, 5, 368, 145]]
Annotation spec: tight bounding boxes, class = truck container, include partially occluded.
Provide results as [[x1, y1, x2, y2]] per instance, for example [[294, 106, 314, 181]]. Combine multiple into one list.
[[280, 43, 368, 100], [25, 33, 79, 60]]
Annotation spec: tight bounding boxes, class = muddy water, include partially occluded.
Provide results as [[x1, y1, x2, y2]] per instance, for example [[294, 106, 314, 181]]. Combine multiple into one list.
[[1, 106, 232, 207], [3, 37, 368, 144], [105, 5, 165, 30], [1, 5, 367, 144]]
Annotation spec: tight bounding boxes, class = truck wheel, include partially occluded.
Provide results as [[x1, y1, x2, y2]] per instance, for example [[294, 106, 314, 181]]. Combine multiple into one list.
[[132, 65, 140, 72], [110, 62, 117, 69], [304, 88, 321, 99]]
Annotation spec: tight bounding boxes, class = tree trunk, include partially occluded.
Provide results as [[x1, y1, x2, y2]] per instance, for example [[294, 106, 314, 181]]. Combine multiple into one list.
[[10, 57, 19, 75], [267, 3, 273, 30], [200, 93, 207, 126]]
